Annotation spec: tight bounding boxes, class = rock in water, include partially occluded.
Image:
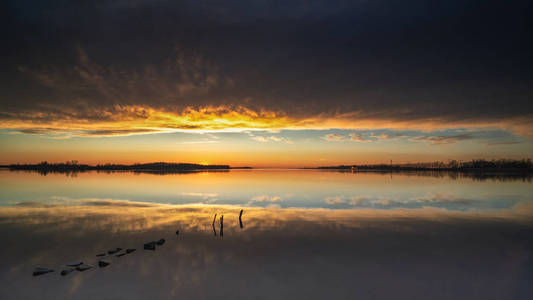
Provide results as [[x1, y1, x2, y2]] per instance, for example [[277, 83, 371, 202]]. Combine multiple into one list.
[[108, 248, 122, 254], [33, 267, 54, 276], [61, 269, 74, 276], [175, 230, 179, 235], [126, 248, 136, 254], [75, 264, 92, 272], [66, 261, 83, 267], [96, 253, 106, 257], [144, 241, 156, 250], [156, 238, 165, 245], [116, 253, 126, 257], [98, 260, 110, 268]]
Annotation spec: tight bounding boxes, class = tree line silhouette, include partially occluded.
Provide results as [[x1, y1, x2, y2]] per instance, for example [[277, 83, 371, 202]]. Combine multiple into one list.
[[3, 161, 232, 174], [318, 159, 533, 172]]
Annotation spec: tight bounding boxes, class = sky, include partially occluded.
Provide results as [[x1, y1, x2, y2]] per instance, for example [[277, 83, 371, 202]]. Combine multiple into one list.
[[1, 0, 532, 167]]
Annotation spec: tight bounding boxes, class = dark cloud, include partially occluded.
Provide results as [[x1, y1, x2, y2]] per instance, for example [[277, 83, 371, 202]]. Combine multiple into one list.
[[12, 127, 161, 137], [14, 128, 60, 135], [80, 129, 162, 136], [1, 0, 532, 134], [487, 141, 523, 146], [14, 201, 56, 208], [77, 199, 157, 207], [412, 133, 474, 145], [321, 130, 483, 145]]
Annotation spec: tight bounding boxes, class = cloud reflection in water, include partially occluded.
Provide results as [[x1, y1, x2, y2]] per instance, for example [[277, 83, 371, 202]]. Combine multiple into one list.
[[0, 201, 532, 299]]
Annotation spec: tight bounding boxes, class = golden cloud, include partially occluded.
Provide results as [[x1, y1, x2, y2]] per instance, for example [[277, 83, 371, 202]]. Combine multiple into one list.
[[1, 104, 532, 137], [0, 105, 296, 136]]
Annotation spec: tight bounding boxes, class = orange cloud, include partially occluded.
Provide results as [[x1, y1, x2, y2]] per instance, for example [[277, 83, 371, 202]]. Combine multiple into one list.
[[0, 105, 296, 136], [1, 104, 532, 137], [323, 134, 345, 141]]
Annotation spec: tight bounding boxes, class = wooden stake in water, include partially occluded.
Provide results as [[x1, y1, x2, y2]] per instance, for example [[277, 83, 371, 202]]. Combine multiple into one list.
[[212, 213, 217, 236], [220, 215, 224, 237], [239, 209, 244, 229]]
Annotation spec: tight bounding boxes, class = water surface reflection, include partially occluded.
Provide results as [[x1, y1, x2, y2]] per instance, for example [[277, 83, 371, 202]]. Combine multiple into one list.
[[1, 202, 532, 299], [1, 169, 532, 211]]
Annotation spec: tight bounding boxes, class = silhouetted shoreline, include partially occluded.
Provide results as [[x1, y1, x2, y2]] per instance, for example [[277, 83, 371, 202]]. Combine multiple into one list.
[[0, 162, 252, 175], [320, 169, 532, 182], [312, 159, 533, 173]]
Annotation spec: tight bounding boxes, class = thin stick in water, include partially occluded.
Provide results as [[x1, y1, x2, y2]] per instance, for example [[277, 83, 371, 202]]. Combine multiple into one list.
[[220, 215, 224, 237], [212, 213, 217, 236]]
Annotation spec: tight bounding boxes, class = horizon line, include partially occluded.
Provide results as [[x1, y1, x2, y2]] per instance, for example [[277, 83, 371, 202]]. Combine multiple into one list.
[[2, 158, 532, 169]]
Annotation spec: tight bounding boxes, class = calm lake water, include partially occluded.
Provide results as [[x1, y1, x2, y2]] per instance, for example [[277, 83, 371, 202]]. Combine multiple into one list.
[[1, 169, 532, 211], [1, 170, 532, 299]]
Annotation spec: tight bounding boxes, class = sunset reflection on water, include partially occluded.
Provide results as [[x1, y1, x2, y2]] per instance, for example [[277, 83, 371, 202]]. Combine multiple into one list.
[[1, 169, 532, 299]]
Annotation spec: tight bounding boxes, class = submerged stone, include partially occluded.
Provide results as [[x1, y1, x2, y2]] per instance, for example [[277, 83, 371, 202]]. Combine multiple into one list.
[[144, 241, 156, 250], [96, 253, 106, 257], [175, 230, 179, 235], [116, 252, 126, 257], [75, 264, 92, 272], [61, 269, 74, 276], [98, 260, 110, 268], [108, 248, 122, 254], [156, 238, 165, 245], [33, 267, 54, 276], [66, 261, 83, 267], [126, 248, 136, 254]]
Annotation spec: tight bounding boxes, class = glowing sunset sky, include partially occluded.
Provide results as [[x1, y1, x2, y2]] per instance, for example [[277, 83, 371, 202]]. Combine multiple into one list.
[[1, 0, 532, 167]]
